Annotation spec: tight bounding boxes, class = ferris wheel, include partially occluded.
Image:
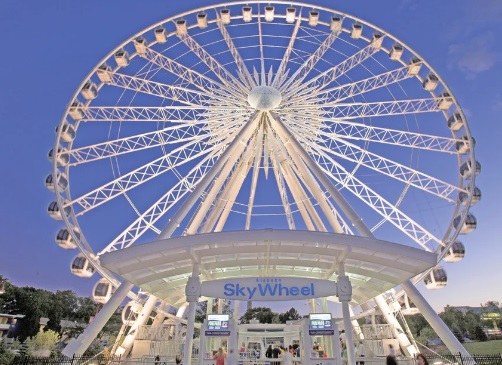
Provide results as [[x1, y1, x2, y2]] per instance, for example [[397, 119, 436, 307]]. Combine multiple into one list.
[[47, 0, 479, 353]]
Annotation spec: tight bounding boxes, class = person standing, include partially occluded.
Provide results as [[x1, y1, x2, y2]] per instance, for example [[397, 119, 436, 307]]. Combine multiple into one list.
[[356, 341, 365, 365], [266, 344, 273, 358], [388, 344, 395, 358], [214, 347, 227, 365], [281, 346, 294, 365]]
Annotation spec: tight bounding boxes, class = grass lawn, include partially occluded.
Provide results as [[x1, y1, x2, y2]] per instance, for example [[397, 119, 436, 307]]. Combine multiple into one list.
[[462, 339, 502, 355]]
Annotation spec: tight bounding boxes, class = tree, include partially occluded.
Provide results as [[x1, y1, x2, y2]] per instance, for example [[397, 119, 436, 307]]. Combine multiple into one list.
[[278, 308, 302, 323], [417, 326, 438, 346], [474, 325, 488, 342], [195, 299, 233, 323], [0, 339, 16, 365], [240, 307, 277, 324], [25, 329, 60, 357]]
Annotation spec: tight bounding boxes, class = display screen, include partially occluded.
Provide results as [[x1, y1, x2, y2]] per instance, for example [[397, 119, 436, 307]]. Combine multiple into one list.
[[309, 313, 332, 330], [207, 314, 229, 330]]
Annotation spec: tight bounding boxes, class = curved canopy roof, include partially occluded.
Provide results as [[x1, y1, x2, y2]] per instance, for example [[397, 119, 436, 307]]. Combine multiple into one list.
[[99, 229, 436, 306]]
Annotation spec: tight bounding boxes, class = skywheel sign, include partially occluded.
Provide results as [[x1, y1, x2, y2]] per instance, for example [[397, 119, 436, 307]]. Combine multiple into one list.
[[201, 277, 337, 301]]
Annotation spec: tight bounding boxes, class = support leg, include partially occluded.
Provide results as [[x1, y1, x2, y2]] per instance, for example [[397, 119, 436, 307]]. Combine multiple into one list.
[[62, 281, 133, 357], [402, 280, 470, 357]]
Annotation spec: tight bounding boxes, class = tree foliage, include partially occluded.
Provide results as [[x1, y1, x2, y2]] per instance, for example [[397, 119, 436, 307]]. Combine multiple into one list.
[[240, 307, 278, 324], [25, 329, 60, 356], [0, 277, 98, 341]]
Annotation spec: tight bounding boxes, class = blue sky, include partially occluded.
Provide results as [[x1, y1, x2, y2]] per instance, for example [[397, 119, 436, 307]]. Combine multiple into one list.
[[0, 0, 501, 314]]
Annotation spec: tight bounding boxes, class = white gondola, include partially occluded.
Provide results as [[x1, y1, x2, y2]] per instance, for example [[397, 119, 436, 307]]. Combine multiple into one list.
[[370, 32, 384, 49], [453, 213, 477, 234], [351, 23, 363, 39], [242, 6, 252, 22], [458, 185, 481, 206], [176, 20, 187, 35], [398, 294, 419, 315], [460, 160, 481, 179], [97, 64, 112, 83], [407, 57, 422, 76], [197, 13, 208, 28], [71, 253, 95, 278], [114, 49, 130, 67], [80, 81, 98, 100], [56, 227, 80, 250], [286, 7, 296, 23], [220, 9, 231, 25], [47, 201, 71, 221], [330, 16, 342, 32], [456, 135, 476, 154], [447, 111, 464, 131], [424, 266, 447, 289], [389, 43, 403, 61], [48, 146, 69, 166], [154, 27, 167, 43], [442, 241, 465, 263], [423, 73, 439, 91], [133, 37, 148, 55], [56, 122, 76, 143], [121, 300, 143, 324], [308, 11, 319, 26], [264, 6, 274, 22], [45, 171, 68, 192], [68, 101, 85, 121], [93, 278, 115, 304], [437, 91, 453, 110]]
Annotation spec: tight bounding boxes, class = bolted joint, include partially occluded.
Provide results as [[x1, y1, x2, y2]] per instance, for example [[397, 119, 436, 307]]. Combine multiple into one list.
[[337, 275, 352, 302], [185, 275, 201, 302]]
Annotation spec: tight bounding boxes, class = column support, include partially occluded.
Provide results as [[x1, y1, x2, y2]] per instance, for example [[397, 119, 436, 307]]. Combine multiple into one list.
[[158, 112, 259, 240], [62, 281, 133, 357], [338, 263, 355, 365], [183, 265, 201, 365], [115, 294, 158, 357]]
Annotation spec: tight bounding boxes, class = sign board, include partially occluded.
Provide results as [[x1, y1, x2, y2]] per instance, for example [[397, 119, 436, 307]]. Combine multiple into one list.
[[201, 277, 337, 301], [309, 313, 334, 336], [207, 314, 229, 330], [205, 330, 230, 336]]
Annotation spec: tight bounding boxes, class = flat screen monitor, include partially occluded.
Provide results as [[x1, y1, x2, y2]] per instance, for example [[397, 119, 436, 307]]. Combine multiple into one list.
[[207, 314, 229, 330], [309, 313, 332, 330]]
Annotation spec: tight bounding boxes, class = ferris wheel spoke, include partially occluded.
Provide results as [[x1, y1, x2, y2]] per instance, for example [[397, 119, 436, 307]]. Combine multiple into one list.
[[106, 72, 213, 106], [272, 9, 303, 87], [80, 106, 239, 122], [306, 66, 413, 105], [67, 137, 219, 215], [176, 29, 249, 94], [284, 43, 378, 99], [308, 135, 465, 202], [67, 123, 207, 166], [100, 152, 221, 253], [309, 146, 442, 250], [289, 98, 441, 119], [315, 120, 460, 153], [141, 47, 244, 102], [215, 11, 256, 89], [280, 29, 341, 91]]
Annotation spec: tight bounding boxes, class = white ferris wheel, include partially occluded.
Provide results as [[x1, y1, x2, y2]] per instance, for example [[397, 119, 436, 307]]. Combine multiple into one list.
[[47, 1, 480, 358]]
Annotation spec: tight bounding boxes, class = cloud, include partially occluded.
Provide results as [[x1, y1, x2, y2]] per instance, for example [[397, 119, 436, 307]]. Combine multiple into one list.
[[466, 0, 502, 23], [448, 32, 501, 79], [493, 95, 502, 112]]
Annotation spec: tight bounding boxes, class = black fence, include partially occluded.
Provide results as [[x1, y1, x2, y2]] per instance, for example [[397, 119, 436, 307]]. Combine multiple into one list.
[[423, 352, 502, 365]]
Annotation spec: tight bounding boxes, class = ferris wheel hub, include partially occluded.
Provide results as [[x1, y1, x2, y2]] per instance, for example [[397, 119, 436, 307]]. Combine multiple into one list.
[[247, 86, 282, 111]]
